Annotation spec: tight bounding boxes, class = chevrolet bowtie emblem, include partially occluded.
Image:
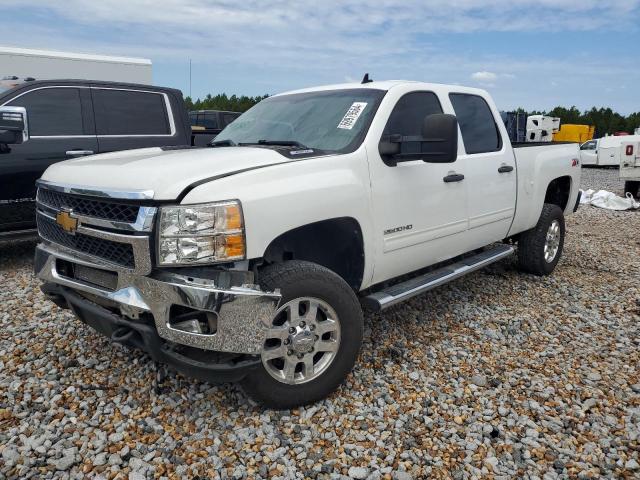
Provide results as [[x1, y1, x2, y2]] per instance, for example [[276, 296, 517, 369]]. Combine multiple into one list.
[[56, 210, 78, 233]]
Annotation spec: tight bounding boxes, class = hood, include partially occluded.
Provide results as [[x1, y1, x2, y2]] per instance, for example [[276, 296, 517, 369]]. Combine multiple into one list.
[[41, 146, 297, 200]]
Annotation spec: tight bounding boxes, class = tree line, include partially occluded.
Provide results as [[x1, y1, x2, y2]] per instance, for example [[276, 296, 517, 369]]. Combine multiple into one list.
[[185, 93, 268, 113], [517, 106, 640, 137]]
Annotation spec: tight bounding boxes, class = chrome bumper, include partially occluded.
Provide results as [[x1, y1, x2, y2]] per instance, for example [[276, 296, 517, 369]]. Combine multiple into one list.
[[36, 244, 281, 355]]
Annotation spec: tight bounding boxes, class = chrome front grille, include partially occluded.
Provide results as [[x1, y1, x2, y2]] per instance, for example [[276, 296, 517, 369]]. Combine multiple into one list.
[[37, 188, 140, 223], [35, 181, 156, 275], [37, 214, 135, 268]]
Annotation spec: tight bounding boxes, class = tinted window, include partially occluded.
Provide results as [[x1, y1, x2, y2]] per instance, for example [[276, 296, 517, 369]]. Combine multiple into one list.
[[223, 113, 239, 126], [8, 87, 84, 136], [201, 114, 219, 129], [449, 93, 502, 154], [384, 91, 443, 136], [93, 89, 170, 135]]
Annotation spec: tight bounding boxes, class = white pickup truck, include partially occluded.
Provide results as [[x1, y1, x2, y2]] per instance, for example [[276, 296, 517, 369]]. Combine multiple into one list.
[[33, 80, 581, 408]]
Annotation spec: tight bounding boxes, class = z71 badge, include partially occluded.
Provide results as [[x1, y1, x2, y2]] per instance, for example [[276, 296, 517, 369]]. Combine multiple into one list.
[[384, 224, 413, 235]]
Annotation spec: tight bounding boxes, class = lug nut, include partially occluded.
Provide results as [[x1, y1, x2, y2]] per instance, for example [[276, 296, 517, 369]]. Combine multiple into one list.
[[287, 349, 293, 356], [284, 338, 290, 345], [297, 353, 304, 359], [299, 321, 306, 328], [309, 324, 315, 331], [288, 327, 296, 334]]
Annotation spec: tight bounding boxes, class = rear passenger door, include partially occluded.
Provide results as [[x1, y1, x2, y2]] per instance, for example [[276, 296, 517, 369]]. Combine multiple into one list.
[[0, 86, 97, 231], [449, 93, 516, 249], [91, 87, 177, 153]]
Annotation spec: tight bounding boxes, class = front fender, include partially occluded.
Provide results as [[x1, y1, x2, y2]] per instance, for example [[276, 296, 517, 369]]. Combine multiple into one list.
[[180, 151, 374, 288]]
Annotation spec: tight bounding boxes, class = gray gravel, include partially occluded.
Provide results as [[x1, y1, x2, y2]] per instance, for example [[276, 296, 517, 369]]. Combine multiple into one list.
[[580, 166, 627, 195], [1, 168, 639, 479]]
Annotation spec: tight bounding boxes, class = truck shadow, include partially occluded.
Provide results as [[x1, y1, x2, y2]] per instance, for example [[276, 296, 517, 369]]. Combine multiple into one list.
[[0, 239, 37, 272]]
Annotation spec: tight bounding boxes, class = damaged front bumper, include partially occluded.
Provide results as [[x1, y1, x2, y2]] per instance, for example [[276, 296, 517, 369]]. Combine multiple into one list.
[[35, 244, 281, 380]]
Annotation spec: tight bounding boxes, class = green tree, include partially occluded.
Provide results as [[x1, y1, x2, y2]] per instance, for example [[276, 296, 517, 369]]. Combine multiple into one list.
[[186, 93, 269, 113]]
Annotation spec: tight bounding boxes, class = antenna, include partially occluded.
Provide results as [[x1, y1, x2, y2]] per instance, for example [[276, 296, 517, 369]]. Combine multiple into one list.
[[189, 58, 192, 98], [361, 73, 373, 84]]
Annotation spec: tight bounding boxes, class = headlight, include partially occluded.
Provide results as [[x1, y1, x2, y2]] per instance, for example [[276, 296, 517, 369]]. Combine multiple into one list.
[[157, 201, 245, 265]]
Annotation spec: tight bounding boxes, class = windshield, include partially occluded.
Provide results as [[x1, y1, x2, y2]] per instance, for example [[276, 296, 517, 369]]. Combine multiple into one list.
[[215, 88, 386, 153]]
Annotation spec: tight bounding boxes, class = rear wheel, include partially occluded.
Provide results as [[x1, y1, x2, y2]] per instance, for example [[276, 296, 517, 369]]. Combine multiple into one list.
[[624, 181, 639, 200], [241, 261, 363, 409], [517, 203, 565, 276]]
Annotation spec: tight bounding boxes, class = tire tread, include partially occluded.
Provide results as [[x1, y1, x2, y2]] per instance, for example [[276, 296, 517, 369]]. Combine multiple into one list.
[[517, 203, 565, 276]]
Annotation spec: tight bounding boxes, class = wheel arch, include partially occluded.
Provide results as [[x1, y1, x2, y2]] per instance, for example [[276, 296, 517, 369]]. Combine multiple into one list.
[[544, 175, 572, 212], [255, 217, 365, 291]]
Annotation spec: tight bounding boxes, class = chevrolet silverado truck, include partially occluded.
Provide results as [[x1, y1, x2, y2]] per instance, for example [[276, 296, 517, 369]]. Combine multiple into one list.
[[25, 80, 581, 408]]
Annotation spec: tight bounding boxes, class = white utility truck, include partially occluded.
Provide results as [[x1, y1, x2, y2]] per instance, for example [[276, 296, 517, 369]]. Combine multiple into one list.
[[620, 138, 640, 198], [31, 80, 581, 407], [0, 46, 152, 93], [580, 135, 640, 167]]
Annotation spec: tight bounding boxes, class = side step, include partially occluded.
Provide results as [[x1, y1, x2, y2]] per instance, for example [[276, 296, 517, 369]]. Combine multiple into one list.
[[363, 244, 514, 312]]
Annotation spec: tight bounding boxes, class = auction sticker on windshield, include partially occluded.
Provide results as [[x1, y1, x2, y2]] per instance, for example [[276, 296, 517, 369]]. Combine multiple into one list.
[[337, 102, 368, 130]]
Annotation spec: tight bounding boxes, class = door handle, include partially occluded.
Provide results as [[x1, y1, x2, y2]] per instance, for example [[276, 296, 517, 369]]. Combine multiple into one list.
[[66, 150, 94, 157], [443, 173, 464, 183], [498, 165, 514, 173]]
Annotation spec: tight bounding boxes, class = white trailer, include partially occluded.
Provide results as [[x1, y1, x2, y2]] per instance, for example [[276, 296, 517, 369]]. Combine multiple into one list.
[[0, 46, 152, 92]]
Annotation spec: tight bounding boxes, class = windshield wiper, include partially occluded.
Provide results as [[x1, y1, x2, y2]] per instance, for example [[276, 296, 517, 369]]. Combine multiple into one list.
[[208, 139, 236, 147], [239, 139, 310, 149]]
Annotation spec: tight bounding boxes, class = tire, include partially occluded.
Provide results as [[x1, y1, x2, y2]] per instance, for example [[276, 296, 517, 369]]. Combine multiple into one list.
[[624, 181, 639, 200], [517, 203, 565, 276], [241, 260, 363, 409]]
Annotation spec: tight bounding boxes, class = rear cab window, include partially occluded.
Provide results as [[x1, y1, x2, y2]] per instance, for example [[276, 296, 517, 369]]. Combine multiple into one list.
[[223, 113, 240, 127], [92, 89, 171, 135], [449, 93, 502, 154]]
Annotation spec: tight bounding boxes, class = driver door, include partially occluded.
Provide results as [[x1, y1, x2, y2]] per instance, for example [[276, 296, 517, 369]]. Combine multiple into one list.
[[0, 86, 97, 232], [367, 91, 469, 284], [580, 140, 598, 166]]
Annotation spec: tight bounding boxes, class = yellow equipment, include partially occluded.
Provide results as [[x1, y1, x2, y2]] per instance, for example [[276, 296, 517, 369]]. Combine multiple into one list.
[[553, 124, 595, 143]]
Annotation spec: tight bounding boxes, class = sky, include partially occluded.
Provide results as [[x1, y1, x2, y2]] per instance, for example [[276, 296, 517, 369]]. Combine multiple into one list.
[[1, 0, 639, 114]]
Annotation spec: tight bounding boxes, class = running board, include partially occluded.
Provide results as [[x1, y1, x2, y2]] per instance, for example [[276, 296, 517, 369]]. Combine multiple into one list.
[[363, 244, 514, 312]]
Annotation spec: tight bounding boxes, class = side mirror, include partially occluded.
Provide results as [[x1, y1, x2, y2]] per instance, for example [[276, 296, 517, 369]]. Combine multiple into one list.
[[420, 113, 458, 163], [379, 113, 458, 166], [0, 106, 29, 145]]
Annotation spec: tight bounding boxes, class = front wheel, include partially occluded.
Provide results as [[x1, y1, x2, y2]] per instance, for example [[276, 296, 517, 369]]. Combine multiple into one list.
[[517, 203, 565, 276], [241, 261, 363, 409]]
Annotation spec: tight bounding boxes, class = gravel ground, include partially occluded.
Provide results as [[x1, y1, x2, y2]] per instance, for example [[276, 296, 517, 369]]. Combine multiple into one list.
[[1, 168, 639, 480]]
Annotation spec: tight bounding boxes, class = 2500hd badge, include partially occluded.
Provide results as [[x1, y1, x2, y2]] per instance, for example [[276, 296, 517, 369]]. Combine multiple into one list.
[[384, 224, 413, 235]]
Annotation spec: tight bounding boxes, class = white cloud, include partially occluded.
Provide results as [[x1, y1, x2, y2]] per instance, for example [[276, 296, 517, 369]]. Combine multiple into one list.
[[471, 71, 516, 86], [471, 71, 498, 82]]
